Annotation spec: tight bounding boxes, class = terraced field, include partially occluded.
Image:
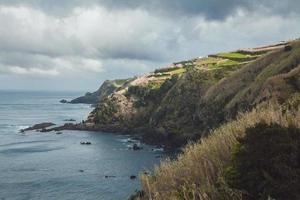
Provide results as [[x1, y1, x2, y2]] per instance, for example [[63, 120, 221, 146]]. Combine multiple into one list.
[[127, 46, 279, 98]]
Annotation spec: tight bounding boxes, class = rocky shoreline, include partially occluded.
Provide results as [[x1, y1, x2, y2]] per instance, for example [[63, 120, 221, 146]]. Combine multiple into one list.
[[20, 121, 176, 150], [20, 122, 56, 132]]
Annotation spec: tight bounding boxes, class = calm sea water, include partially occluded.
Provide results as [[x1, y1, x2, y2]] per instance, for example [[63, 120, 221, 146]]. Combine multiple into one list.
[[0, 91, 165, 200]]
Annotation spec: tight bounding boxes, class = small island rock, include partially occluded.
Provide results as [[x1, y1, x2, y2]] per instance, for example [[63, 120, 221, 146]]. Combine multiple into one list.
[[130, 175, 137, 180], [60, 99, 68, 103]]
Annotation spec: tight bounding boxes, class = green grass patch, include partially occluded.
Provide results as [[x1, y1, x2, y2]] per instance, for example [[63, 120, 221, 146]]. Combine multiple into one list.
[[217, 52, 254, 59], [196, 57, 220, 65], [215, 52, 262, 62], [153, 67, 186, 79], [209, 60, 239, 68], [147, 81, 164, 90], [114, 78, 130, 85], [220, 59, 240, 65], [154, 67, 186, 75], [165, 67, 186, 75], [196, 57, 246, 70]]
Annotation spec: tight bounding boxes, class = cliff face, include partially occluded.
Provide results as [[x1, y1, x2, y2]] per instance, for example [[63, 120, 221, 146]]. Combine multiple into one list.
[[86, 39, 300, 147]]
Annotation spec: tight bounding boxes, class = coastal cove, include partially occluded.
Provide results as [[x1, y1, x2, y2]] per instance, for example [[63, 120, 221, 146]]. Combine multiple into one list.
[[0, 91, 166, 200]]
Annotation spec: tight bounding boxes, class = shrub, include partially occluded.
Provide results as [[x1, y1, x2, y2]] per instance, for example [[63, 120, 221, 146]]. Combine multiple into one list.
[[225, 123, 300, 200]]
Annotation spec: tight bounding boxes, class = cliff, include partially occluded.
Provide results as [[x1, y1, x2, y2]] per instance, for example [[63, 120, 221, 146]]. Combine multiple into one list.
[[84, 39, 300, 147]]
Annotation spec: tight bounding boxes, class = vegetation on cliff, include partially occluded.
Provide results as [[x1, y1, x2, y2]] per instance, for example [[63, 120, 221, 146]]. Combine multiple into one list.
[[139, 100, 300, 200], [87, 39, 300, 148]]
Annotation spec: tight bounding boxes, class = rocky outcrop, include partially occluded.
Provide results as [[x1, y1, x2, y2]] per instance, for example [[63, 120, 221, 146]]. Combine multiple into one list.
[[20, 122, 56, 132], [60, 99, 68, 103], [67, 79, 131, 105]]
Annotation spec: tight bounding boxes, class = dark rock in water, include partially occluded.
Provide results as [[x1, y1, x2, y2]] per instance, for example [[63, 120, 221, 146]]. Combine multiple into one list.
[[40, 128, 47, 132], [20, 122, 56, 132], [78, 169, 84, 173], [80, 141, 91, 145], [37, 123, 78, 133], [63, 119, 76, 122], [105, 175, 116, 178], [132, 143, 142, 151], [60, 99, 68, 103], [130, 175, 137, 180], [55, 132, 63, 135]]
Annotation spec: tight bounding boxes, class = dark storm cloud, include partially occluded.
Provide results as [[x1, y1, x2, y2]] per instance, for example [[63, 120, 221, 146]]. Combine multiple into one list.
[[0, 0, 299, 20]]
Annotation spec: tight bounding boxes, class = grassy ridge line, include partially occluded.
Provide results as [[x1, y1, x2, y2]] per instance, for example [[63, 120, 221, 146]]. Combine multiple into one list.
[[140, 102, 300, 200]]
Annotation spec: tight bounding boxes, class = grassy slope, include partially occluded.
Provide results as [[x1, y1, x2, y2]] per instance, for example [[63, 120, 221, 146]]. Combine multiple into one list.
[[143, 40, 299, 145], [140, 100, 300, 200], [137, 40, 300, 199]]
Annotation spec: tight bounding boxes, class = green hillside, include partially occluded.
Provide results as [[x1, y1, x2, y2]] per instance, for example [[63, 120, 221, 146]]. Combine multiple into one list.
[[86, 39, 300, 148]]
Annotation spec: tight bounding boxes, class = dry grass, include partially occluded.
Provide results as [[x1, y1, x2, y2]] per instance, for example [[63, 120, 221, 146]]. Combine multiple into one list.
[[140, 102, 300, 200]]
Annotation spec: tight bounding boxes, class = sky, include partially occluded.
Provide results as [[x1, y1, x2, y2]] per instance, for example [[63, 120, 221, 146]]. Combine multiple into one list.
[[0, 0, 299, 91]]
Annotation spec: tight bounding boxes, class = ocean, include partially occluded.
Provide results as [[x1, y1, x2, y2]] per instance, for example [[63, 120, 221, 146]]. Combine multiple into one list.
[[0, 90, 164, 200]]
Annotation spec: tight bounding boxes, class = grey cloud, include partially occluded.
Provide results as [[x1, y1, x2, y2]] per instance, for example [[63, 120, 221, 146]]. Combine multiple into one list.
[[0, 5, 188, 67], [0, 0, 299, 20], [0, 0, 299, 91]]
